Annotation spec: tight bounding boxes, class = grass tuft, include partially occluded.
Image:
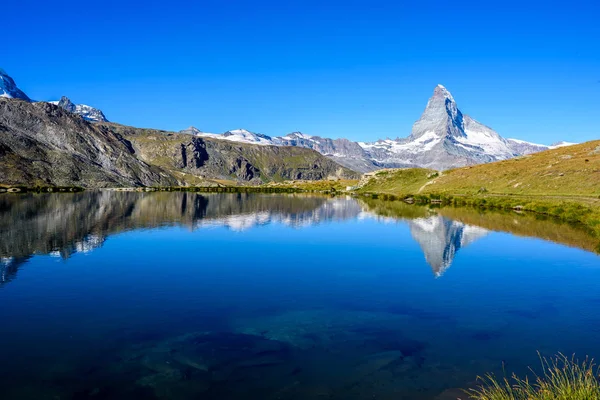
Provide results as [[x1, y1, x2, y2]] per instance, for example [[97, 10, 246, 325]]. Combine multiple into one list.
[[468, 353, 600, 400]]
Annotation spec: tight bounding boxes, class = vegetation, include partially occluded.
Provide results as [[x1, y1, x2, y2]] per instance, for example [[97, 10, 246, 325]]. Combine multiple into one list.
[[358, 168, 438, 195], [468, 353, 600, 400], [261, 179, 359, 192]]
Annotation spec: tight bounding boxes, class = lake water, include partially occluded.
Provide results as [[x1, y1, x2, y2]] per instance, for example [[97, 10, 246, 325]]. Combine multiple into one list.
[[1, 191, 600, 400]]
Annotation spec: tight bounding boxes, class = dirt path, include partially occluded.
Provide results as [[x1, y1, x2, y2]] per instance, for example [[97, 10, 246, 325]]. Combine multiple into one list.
[[417, 172, 443, 193]]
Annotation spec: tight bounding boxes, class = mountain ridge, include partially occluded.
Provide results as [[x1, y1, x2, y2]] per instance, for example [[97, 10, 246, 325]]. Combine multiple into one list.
[[180, 84, 571, 171]]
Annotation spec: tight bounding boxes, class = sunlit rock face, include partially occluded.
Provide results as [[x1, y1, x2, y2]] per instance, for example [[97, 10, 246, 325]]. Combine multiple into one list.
[[409, 216, 488, 277]]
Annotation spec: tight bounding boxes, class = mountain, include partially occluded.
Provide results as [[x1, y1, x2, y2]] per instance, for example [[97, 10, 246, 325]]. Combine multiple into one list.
[[0, 98, 178, 187], [182, 128, 380, 172], [0, 98, 358, 187], [110, 124, 359, 183], [0, 69, 31, 101], [0, 69, 108, 121], [179, 128, 274, 145], [183, 85, 572, 172], [50, 96, 109, 122], [506, 138, 550, 155], [550, 141, 578, 149]]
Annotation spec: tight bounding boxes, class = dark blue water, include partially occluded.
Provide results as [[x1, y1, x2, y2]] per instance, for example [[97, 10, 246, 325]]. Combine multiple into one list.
[[1, 192, 599, 399]]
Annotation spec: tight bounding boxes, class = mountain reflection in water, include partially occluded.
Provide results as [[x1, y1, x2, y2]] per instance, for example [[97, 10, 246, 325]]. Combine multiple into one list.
[[1, 191, 597, 287]]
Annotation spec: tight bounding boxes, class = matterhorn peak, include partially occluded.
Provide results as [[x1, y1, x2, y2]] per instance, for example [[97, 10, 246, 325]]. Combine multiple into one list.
[[433, 84, 454, 101]]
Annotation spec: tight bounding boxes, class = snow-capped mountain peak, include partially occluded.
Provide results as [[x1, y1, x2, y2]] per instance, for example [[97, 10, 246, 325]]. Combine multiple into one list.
[[434, 84, 455, 101], [52, 96, 108, 122], [180, 126, 203, 135], [0, 69, 31, 101]]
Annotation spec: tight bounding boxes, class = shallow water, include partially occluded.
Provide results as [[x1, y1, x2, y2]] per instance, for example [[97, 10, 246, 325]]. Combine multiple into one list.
[[1, 191, 600, 399]]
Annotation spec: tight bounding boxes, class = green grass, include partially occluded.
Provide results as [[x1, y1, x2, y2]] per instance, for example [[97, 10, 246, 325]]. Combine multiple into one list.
[[468, 353, 600, 400], [358, 168, 437, 195], [263, 179, 359, 192]]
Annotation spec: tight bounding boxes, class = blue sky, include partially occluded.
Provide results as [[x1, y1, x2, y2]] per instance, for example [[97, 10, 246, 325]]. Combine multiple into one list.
[[4, 0, 599, 143]]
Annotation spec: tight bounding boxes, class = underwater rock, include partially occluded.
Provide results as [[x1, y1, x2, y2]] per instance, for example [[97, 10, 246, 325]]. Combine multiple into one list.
[[353, 350, 404, 376], [117, 331, 301, 399]]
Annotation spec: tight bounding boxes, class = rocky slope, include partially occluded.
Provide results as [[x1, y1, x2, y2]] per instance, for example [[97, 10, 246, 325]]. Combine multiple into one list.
[[0, 98, 178, 187], [106, 124, 359, 183]]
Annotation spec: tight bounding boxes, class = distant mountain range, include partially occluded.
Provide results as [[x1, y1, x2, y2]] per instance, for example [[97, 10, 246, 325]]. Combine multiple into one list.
[[181, 85, 575, 171], [1, 68, 576, 173]]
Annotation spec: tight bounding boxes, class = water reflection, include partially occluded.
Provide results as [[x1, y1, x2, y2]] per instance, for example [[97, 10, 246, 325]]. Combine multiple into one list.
[[409, 216, 488, 277], [0, 191, 597, 286]]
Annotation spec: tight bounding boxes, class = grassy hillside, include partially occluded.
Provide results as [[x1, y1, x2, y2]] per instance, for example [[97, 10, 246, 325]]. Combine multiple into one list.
[[358, 140, 600, 197]]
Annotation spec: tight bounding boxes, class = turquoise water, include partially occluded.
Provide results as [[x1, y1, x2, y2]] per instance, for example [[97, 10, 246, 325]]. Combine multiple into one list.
[[1, 192, 600, 399]]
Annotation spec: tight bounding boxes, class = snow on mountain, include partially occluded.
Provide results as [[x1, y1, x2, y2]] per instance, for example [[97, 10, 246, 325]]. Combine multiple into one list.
[[180, 127, 275, 145], [53, 96, 108, 122], [180, 126, 203, 135], [0, 69, 31, 101], [549, 141, 578, 149], [506, 138, 549, 155]]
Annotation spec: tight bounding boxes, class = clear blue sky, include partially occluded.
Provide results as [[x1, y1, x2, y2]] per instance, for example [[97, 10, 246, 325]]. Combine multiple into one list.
[[4, 0, 599, 144]]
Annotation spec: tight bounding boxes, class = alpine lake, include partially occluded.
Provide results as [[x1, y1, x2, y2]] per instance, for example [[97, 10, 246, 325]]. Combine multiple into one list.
[[1, 191, 600, 400]]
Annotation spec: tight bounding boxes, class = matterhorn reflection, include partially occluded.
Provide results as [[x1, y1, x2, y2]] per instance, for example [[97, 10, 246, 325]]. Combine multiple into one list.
[[409, 216, 488, 277]]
